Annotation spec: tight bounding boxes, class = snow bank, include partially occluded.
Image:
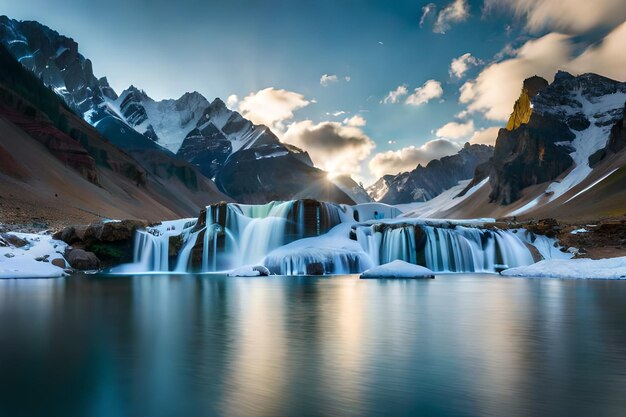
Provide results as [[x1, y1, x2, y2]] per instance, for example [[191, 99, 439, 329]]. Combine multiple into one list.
[[228, 265, 270, 277], [502, 257, 626, 279], [361, 260, 435, 279], [263, 223, 373, 275], [0, 233, 68, 279]]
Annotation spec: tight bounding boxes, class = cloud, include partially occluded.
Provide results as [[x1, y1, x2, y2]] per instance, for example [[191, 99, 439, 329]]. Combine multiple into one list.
[[405, 80, 444, 106], [569, 21, 626, 81], [459, 33, 572, 121], [483, 0, 626, 34], [282, 120, 375, 177], [343, 115, 366, 127], [320, 74, 339, 86], [381, 84, 408, 104], [434, 0, 469, 34], [238, 87, 310, 132], [226, 94, 238, 108], [449, 53, 482, 79], [468, 127, 501, 146], [368, 139, 461, 178], [420, 3, 436, 27], [458, 23, 626, 121], [436, 120, 475, 139]]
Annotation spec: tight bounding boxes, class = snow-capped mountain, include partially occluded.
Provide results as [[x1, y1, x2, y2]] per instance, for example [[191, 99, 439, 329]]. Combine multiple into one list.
[[485, 72, 626, 209], [367, 143, 494, 204], [419, 72, 626, 221], [109, 87, 210, 152], [0, 15, 356, 204]]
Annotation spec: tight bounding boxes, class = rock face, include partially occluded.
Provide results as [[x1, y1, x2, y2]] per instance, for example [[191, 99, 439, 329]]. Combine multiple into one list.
[[371, 143, 494, 204], [506, 75, 549, 131], [0, 16, 115, 118], [480, 72, 626, 206], [488, 113, 575, 204], [589, 102, 626, 166]]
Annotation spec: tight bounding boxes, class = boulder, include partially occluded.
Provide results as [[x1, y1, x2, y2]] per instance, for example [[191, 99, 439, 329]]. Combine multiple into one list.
[[51, 258, 66, 269], [0, 233, 28, 248], [66, 248, 101, 270]]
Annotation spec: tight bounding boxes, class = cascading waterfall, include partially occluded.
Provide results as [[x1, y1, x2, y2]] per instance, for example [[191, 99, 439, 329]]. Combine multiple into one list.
[[356, 223, 534, 273], [118, 201, 540, 276]]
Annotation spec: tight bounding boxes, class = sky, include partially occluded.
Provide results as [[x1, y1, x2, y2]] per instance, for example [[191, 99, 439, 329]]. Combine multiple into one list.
[[3, 0, 626, 185]]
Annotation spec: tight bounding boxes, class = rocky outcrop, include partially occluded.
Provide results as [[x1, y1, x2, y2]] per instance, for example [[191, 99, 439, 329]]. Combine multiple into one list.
[[488, 113, 574, 204], [54, 220, 148, 267], [373, 143, 494, 204], [506, 75, 548, 131], [0, 16, 114, 117]]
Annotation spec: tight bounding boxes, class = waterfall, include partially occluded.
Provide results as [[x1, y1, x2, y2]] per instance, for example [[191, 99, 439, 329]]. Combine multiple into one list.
[[118, 201, 539, 276], [355, 223, 534, 273]]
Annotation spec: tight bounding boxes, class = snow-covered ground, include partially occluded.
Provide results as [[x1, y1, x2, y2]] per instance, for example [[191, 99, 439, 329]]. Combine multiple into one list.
[[361, 260, 434, 279], [0, 233, 68, 278], [399, 178, 490, 219], [502, 257, 626, 279]]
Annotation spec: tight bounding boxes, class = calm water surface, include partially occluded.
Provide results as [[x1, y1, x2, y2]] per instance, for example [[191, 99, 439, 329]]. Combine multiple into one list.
[[1, 274, 625, 417]]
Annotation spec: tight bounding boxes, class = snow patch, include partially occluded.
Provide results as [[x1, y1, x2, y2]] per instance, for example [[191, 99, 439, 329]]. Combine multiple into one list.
[[502, 257, 626, 279], [0, 233, 68, 279]]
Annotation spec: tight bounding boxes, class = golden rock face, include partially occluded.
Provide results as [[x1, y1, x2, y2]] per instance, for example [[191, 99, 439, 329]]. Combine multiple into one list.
[[506, 88, 533, 131]]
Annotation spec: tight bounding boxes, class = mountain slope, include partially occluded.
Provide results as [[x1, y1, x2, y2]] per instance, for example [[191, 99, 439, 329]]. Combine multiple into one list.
[[0, 43, 229, 226], [369, 143, 494, 204]]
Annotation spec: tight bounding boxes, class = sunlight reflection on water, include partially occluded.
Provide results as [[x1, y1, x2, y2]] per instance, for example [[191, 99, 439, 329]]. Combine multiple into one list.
[[0, 274, 626, 417]]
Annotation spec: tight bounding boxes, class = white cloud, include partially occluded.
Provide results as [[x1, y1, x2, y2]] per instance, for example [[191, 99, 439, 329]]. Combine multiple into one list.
[[369, 139, 461, 178], [483, 0, 626, 34], [282, 120, 375, 177], [569, 21, 626, 81], [343, 115, 366, 127], [434, 0, 470, 34], [449, 53, 482, 79], [455, 109, 469, 119], [381, 84, 408, 104], [238, 87, 310, 132], [226, 94, 238, 108], [459, 32, 572, 121], [468, 127, 501, 146], [458, 23, 626, 121], [405, 80, 444, 106], [420, 3, 436, 27], [320, 74, 339, 86], [436, 120, 475, 139]]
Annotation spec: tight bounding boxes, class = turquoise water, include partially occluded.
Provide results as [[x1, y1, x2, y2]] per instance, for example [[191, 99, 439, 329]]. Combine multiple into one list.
[[1, 274, 625, 417]]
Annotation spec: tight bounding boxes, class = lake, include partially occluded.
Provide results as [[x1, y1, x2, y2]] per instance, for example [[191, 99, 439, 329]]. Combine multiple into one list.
[[1, 274, 625, 417]]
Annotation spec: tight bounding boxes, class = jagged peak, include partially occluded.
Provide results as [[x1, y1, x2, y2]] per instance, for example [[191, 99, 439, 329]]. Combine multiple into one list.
[[121, 85, 151, 101]]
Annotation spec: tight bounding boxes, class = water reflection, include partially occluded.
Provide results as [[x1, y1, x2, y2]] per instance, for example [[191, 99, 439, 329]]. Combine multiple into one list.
[[0, 275, 626, 417]]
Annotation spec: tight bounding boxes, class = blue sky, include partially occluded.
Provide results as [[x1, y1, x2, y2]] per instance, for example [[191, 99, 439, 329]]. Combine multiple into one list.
[[3, 0, 626, 184]]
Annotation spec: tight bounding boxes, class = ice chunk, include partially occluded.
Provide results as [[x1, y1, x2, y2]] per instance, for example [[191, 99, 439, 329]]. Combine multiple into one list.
[[360, 260, 435, 279]]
